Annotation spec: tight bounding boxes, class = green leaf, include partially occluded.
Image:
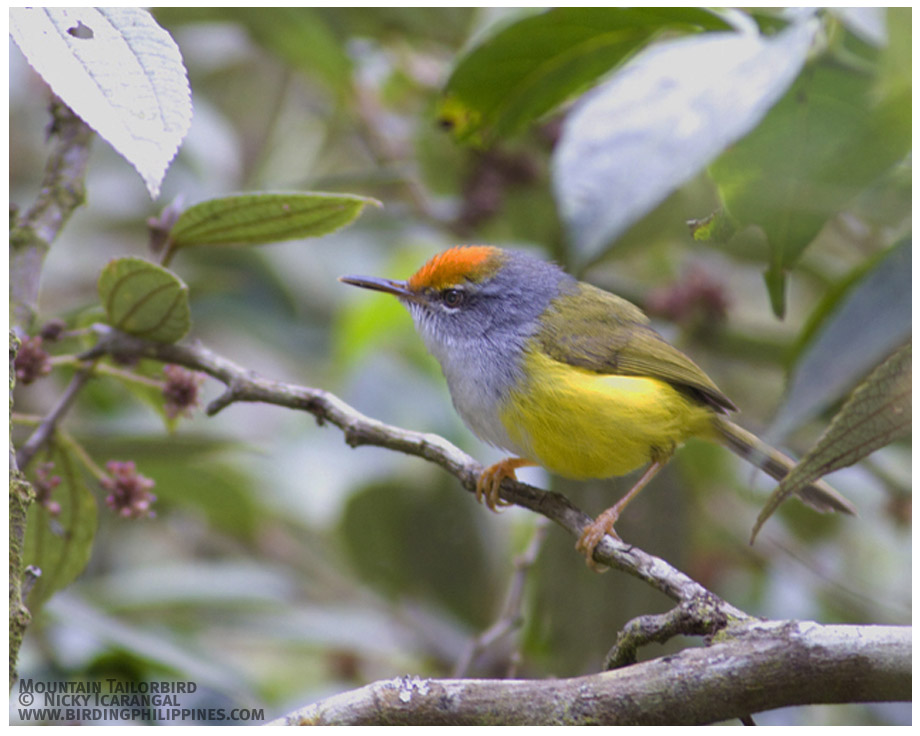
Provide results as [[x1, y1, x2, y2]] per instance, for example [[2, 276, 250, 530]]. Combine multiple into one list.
[[711, 55, 911, 316], [10, 8, 191, 199], [23, 444, 99, 615], [752, 343, 910, 541], [339, 478, 497, 627], [440, 7, 730, 144], [878, 8, 911, 100], [167, 192, 382, 251], [772, 239, 911, 436], [98, 257, 191, 343], [554, 20, 817, 267]]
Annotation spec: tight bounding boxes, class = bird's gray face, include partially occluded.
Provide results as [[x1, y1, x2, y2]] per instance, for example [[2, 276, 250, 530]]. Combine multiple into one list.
[[340, 249, 574, 449], [336, 275, 508, 362], [404, 277, 524, 357], [340, 249, 573, 376]]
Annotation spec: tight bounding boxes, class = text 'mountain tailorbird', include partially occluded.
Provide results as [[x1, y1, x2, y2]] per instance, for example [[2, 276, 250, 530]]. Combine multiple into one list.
[[340, 246, 855, 568]]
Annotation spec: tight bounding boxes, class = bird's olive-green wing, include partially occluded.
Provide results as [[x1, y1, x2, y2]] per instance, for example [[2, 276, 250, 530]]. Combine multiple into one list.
[[537, 282, 736, 413]]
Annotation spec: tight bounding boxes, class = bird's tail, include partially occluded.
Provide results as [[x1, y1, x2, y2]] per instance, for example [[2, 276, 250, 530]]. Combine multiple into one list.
[[711, 415, 856, 516]]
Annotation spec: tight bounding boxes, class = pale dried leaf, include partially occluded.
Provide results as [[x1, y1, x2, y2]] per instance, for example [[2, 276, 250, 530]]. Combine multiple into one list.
[[10, 7, 192, 198]]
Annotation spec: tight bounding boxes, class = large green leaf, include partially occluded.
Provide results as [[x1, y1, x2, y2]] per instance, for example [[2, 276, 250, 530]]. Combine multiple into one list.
[[772, 239, 911, 436], [23, 444, 99, 615], [553, 20, 817, 267], [98, 257, 191, 343], [439, 7, 730, 144], [339, 478, 498, 628], [877, 7, 911, 99], [711, 54, 911, 316], [167, 192, 381, 251], [752, 343, 910, 541]]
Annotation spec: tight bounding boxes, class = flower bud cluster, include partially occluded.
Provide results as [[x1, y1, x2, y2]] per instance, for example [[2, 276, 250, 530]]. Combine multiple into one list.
[[101, 461, 157, 519]]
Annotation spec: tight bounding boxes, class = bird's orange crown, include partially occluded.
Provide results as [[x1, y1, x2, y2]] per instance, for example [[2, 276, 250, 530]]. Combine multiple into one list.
[[408, 246, 504, 291]]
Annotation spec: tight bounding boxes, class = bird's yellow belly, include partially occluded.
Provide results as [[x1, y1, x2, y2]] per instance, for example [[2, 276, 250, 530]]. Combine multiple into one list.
[[499, 349, 714, 479]]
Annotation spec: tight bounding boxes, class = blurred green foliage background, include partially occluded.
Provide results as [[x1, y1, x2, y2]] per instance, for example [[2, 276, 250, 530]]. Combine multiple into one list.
[[10, 7, 909, 725]]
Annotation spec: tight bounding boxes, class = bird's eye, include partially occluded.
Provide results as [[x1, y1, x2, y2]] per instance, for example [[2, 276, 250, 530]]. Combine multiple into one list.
[[441, 288, 465, 308]]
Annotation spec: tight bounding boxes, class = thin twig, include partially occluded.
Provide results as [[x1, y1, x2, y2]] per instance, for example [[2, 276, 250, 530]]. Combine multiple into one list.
[[15, 361, 97, 470], [20, 566, 42, 600], [453, 517, 550, 677], [604, 596, 733, 670], [50, 355, 166, 388], [55, 427, 108, 480]]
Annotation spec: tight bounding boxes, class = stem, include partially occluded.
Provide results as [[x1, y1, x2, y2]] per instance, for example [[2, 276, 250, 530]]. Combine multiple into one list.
[[50, 356, 165, 389], [15, 360, 98, 471], [56, 429, 108, 481], [11, 413, 42, 426]]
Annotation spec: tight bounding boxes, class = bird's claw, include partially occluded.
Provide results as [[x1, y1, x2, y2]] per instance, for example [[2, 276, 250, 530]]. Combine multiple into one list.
[[476, 458, 533, 512], [575, 508, 622, 572]]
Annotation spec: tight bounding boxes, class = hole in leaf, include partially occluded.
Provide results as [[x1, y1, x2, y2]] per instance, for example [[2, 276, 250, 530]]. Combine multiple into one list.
[[67, 21, 94, 39]]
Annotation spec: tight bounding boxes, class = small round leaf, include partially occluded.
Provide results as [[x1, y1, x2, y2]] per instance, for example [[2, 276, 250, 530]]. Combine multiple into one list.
[[98, 257, 191, 343]]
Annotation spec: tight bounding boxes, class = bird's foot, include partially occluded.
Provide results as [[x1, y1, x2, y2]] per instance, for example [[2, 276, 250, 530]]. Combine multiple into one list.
[[476, 458, 534, 511], [575, 507, 623, 572]]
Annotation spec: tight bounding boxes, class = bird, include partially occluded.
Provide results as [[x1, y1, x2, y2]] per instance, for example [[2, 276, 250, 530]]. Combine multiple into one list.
[[340, 245, 855, 568]]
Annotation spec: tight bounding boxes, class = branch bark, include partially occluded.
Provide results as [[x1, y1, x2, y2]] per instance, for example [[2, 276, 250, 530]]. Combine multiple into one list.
[[11, 100, 93, 330], [9, 333, 34, 686], [268, 621, 910, 725]]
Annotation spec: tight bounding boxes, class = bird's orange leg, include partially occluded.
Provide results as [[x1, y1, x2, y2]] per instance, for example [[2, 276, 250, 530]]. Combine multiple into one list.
[[477, 458, 536, 511], [576, 459, 666, 571]]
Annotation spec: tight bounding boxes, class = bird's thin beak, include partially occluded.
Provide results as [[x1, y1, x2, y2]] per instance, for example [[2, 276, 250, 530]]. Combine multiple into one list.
[[338, 274, 421, 303]]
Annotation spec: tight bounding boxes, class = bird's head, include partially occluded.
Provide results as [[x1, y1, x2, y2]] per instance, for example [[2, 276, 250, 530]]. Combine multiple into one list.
[[340, 246, 569, 357]]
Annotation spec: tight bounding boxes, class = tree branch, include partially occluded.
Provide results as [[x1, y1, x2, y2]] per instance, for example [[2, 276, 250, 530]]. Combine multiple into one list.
[[82, 326, 747, 619], [267, 621, 910, 725], [604, 597, 730, 670], [10, 100, 93, 329], [9, 333, 34, 686]]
